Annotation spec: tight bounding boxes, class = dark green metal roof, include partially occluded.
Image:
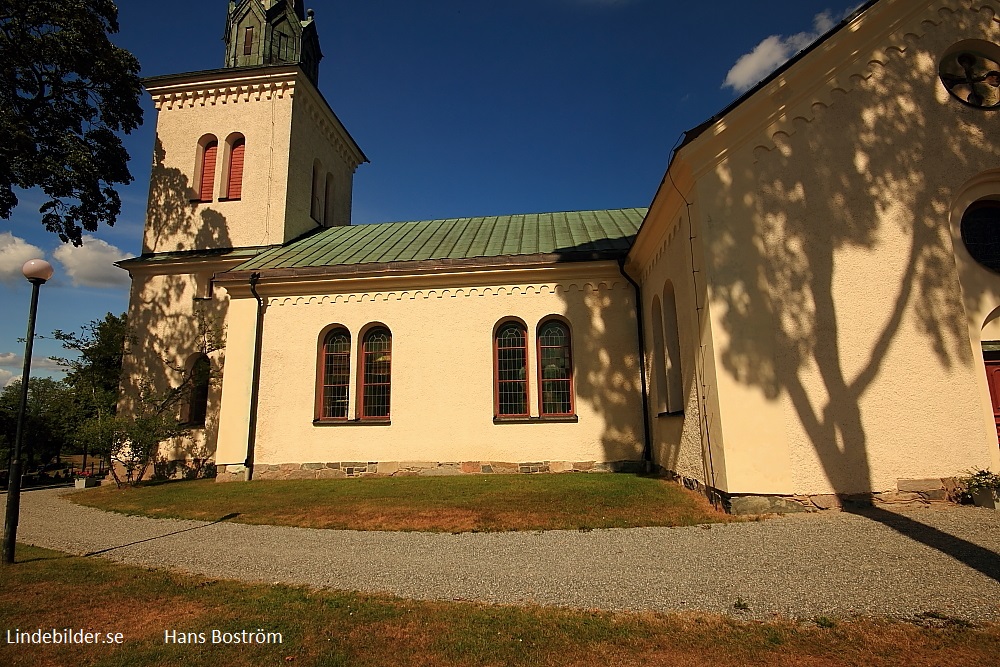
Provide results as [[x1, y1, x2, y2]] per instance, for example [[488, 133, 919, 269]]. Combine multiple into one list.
[[234, 208, 647, 271]]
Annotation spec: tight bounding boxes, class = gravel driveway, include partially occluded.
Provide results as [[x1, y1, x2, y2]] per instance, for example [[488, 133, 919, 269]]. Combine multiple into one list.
[[5, 487, 1000, 621]]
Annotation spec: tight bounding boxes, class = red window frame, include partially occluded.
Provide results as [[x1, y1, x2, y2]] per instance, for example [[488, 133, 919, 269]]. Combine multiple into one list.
[[359, 327, 391, 419], [226, 137, 245, 200], [198, 139, 218, 202], [537, 319, 574, 416], [494, 321, 529, 417], [317, 327, 351, 421]]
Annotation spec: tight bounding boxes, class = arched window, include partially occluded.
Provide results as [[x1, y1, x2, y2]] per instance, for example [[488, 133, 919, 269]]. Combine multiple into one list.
[[961, 200, 1000, 273], [324, 173, 336, 225], [318, 328, 351, 420], [185, 354, 211, 427], [650, 295, 668, 414], [226, 135, 245, 200], [310, 160, 323, 221], [662, 281, 683, 413], [360, 327, 391, 419], [537, 319, 573, 416], [196, 136, 218, 202], [495, 321, 528, 417]]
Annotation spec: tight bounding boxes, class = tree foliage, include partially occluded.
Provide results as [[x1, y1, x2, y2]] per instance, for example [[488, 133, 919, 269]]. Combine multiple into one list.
[[53, 311, 201, 486], [0, 377, 76, 471], [0, 0, 143, 244], [52, 311, 130, 422], [84, 387, 188, 488]]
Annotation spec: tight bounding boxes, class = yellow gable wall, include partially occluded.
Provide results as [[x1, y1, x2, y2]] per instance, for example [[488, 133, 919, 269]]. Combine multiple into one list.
[[643, 0, 1000, 496], [214, 265, 645, 470]]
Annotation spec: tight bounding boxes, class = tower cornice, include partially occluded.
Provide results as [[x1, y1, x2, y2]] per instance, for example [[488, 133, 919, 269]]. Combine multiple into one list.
[[144, 65, 301, 109], [144, 65, 368, 169]]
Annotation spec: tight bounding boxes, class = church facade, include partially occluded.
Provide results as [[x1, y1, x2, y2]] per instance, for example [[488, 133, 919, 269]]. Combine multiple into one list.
[[119, 0, 1000, 510]]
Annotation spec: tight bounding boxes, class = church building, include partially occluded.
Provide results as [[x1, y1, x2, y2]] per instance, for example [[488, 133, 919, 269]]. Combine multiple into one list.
[[119, 0, 1000, 511]]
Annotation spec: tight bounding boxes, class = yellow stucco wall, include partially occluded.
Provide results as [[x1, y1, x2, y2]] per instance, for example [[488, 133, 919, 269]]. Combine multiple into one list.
[[640, 0, 1000, 495], [119, 261, 231, 467], [214, 264, 645, 469], [142, 67, 363, 253], [286, 85, 358, 232], [627, 192, 718, 488], [143, 69, 296, 253]]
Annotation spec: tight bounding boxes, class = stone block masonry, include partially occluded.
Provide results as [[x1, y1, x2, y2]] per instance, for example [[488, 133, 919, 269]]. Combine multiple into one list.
[[214, 460, 644, 482]]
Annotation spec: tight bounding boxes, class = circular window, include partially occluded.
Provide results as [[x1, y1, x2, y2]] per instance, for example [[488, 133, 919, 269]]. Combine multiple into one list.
[[961, 201, 1000, 272], [940, 48, 1000, 108]]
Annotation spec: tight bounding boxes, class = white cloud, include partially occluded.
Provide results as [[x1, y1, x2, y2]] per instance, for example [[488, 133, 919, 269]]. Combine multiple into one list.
[[722, 11, 838, 93], [0, 352, 66, 372], [0, 232, 45, 285], [53, 236, 133, 288], [0, 369, 13, 387]]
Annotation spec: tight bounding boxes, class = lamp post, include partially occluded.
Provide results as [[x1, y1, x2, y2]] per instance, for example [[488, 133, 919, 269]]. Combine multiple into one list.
[[2, 258, 54, 565]]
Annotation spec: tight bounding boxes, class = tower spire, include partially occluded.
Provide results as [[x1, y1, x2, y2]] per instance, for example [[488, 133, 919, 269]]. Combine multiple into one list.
[[223, 0, 322, 85]]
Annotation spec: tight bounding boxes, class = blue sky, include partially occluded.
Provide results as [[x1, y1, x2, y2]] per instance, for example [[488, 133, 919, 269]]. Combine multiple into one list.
[[0, 0, 860, 384]]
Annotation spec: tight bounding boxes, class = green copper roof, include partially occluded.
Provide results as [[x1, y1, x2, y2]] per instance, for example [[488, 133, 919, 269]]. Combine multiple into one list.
[[234, 208, 647, 271], [117, 245, 274, 267]]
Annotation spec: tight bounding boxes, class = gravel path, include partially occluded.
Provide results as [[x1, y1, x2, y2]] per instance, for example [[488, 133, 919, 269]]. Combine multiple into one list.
[[5, 487, 1000, 621]]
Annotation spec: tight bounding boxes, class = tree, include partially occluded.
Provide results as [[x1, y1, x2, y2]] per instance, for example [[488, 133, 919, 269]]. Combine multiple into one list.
[[51, 312, 129, 468], [53, 311, 211, 486], [52, 312, 128, 418], [82, 386, 188, 488], [0, 0, 142, 245], [0, 377, 76, 473]]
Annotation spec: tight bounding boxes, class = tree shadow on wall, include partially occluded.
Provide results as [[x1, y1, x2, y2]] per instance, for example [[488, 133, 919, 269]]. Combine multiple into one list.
[[559, 278, 645, 468], [120, 137, 233, 470], [705, 13, 997, 578]]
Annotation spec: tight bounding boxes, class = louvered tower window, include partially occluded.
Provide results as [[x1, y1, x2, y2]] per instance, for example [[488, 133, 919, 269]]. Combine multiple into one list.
[[198, 139, 218, 201], [227, 137, 245, 200]]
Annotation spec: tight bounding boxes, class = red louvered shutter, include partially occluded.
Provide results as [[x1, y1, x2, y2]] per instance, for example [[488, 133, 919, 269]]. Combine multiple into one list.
[[200, 142, 217, 201], [228, 139, 245, 200]]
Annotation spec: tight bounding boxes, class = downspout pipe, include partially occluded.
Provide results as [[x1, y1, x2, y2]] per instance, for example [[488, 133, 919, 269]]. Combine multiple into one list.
[[617, 258, 653, 471], [245, 272, 266, 481]]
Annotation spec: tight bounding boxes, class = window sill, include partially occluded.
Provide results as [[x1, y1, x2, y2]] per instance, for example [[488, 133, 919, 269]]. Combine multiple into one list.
[[656, 410, 684, 418], [189, 198, 212, 204], [217, 197, 241, 202], [493, 415, 579, 424], [313, 418, 391, 426]]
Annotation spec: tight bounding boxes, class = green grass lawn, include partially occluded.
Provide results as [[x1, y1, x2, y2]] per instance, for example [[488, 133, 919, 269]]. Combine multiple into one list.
[[2, 544, 997, 667], [71, 473, 739, 532]]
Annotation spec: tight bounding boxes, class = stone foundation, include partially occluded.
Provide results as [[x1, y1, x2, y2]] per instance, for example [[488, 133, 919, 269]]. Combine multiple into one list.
[[659, 470, 962, 515], [215, 459, 647, 482], [723, 477, 963, 515]]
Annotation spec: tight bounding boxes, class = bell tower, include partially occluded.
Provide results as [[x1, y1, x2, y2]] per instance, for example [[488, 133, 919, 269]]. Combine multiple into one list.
[[223, 0, 322, 85], [138, 0, 366, 255], [119, 1, 366, 474]]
